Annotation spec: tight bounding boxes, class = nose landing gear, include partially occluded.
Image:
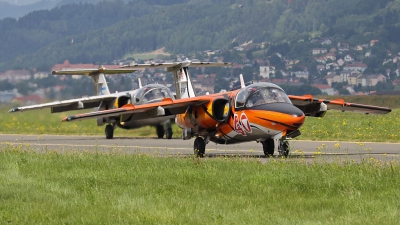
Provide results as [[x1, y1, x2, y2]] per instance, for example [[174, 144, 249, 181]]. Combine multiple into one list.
[[278, 139, 290, 157], [261, 138, 290, 157]]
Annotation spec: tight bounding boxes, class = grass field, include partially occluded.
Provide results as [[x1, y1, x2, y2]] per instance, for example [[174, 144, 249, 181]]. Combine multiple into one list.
[[1, 147, 399, 224]]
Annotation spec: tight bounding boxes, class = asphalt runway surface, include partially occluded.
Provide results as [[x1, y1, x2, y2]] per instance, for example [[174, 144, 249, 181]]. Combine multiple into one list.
[[0, 134, 399, 163]]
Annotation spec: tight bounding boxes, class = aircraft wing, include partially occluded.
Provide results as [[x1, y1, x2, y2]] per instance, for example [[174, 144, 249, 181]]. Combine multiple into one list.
[[8, 94, 117, 113], [61, 97, 210, 122], [289, 95, 392, 117]]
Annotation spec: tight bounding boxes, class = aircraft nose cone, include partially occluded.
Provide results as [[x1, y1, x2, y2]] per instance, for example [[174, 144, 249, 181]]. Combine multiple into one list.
[[282, 104, 305, 128], [250, 103, 305, 128]]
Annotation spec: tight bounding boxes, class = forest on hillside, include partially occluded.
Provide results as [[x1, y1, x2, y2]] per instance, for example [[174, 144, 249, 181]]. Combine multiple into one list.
[[1, 0, 400, 71]]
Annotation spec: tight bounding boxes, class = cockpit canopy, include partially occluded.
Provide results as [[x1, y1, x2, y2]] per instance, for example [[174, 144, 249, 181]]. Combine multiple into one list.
[[134, 84, 175, 104], [235, 83, 291, 108]]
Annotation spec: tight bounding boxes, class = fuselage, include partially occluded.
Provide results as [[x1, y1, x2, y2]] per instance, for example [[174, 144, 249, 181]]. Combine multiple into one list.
[[104, 84, 176, 130], [176, 82, 306, 144]]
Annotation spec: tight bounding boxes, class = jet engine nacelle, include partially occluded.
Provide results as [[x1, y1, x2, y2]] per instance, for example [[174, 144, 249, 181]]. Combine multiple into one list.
[[177, 98, 230, 130], [209, 98, 230, 122]]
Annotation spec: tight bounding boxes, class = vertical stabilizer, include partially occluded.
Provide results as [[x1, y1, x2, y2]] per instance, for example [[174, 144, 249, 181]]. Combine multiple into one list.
[[90, 73, 110, 95], [172, 67, 196, 99]]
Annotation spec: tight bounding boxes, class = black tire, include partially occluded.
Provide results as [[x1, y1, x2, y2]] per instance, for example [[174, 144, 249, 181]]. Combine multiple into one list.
[[165, 127, 173, 139], [194, 137, 206, 157], [105, 124, 114, 139], [156, 124, 165, 139], [262, 138, 274, 157], [278, 140, 290, 157]]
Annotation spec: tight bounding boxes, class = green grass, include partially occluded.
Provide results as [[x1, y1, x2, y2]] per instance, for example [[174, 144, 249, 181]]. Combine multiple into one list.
[[1, 104, 399, 142], [0, 105, 182, 138], [298, 109, 400, 142], [0, 147, 399, 224]]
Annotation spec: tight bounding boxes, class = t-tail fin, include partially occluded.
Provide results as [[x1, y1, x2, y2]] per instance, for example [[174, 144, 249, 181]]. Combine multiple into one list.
[[92, 73, 110, 95], [172, 67, 196, 99]]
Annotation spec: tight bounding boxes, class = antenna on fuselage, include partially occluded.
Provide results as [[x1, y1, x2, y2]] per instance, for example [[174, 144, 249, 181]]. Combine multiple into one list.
[[138, 78, 143, 88], [239, 74, 245, 88]]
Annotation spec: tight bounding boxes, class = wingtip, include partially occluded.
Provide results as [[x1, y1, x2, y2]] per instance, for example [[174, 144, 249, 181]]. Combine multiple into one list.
[[61, 116, 75, 122], [8, 107, 20, 113]]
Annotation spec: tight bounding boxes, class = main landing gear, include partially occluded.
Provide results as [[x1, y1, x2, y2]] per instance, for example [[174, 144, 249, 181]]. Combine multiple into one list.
[[156, 124, 173, 139], [262, 138, 274, 157], [105, 124, 114, 139], [194, 137, 206, 157], [261, 138, 290, 157], [156, 124, 164, 139]]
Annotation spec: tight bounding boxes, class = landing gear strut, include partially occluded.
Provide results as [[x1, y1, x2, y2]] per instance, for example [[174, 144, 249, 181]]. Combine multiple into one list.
[[262, 138, 275, 157], [194, 137, 206, 157], [105, 124, 114, 139]]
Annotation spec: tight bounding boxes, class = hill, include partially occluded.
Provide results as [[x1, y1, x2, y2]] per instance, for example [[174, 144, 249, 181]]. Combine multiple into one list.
[[1, 0, 400, 71]]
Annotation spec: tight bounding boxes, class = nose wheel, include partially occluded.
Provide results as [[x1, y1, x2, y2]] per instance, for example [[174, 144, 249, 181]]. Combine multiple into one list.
[[261, 138, 290, 157], [278, 139, 290, 157]]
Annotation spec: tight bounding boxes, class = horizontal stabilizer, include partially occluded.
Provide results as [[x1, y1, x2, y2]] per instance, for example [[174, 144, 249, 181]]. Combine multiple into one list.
[[52, 67, 137, 75], [120, 60, 233, 72]]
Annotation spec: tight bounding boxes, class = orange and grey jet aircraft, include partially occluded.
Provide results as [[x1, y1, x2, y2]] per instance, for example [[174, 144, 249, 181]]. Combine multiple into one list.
[[59, 61, 392, 157]]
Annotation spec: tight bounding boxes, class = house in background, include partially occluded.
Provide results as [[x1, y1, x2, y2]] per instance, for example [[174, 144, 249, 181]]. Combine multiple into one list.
[[312, 48, 328, 55], [325, 73, 341, 86], [0, 70, 31, 83], [344, 54, 355, 62], [367, 74, 386, 86], [259, 66, 270, 79], [344, 63, 368, 72], [313, 84, 335, 95]]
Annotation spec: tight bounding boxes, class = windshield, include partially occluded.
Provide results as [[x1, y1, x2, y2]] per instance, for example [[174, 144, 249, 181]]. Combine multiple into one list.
[[134, 85, 174, 104], [235, 85, 291, 108]]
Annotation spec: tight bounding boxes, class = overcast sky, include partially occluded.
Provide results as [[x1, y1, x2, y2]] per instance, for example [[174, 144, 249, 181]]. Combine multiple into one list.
[[1, 0, 47, 5]]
